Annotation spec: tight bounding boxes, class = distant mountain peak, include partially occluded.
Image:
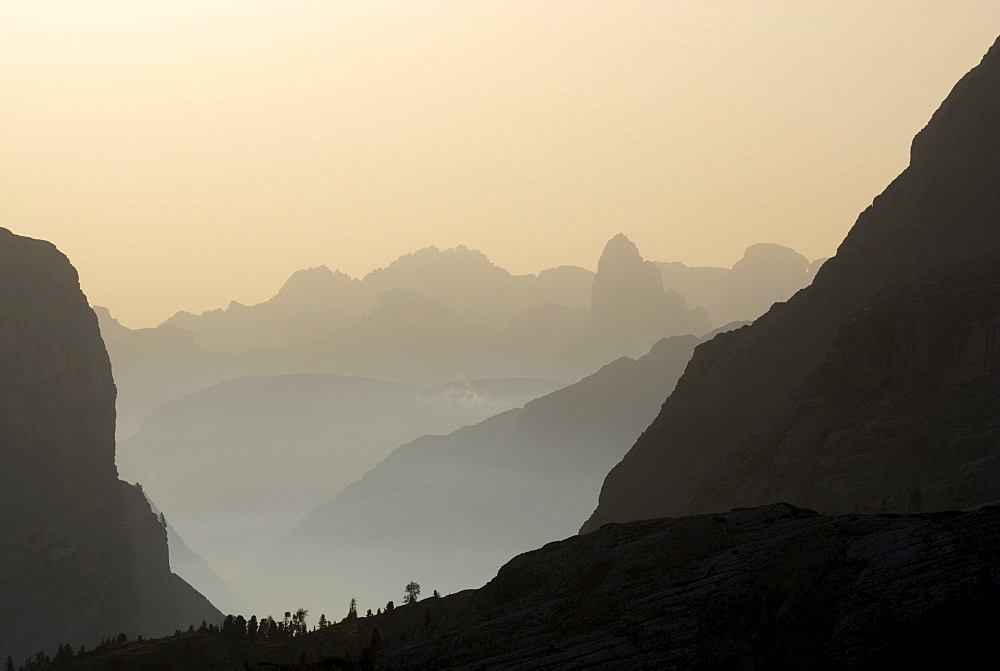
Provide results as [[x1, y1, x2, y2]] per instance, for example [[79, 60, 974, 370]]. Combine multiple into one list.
[[597, 233, 644, 271], [592, 233, 668, 336], [583, 34, 1000, 533], [372, 243, 501, 270], [276, 264, 354, 300]]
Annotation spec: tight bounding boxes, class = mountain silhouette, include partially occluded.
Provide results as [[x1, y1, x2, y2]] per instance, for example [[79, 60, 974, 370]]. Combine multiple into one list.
[[117, 374, 560, 581], [691, 253, 1000, 515], [165, 266, 363, 353], [101, 237, 817, 441], [0, 229, 219, 660], [655, 242, 818, 326], [591, 233, 710, 342], [378, 504, 1000, 668], [161, 245, 594, 355], [234, 330, 737, 614], [583, 34, 1000, 532], [716, 242, 812, 323]]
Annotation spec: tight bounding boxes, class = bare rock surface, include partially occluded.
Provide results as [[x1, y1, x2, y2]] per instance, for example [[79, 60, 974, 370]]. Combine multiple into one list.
[[0, 228, 220, 660], [694, 254, 1000, 515], [583, 35, 1000, 532], [382, 504, 1000, 669]]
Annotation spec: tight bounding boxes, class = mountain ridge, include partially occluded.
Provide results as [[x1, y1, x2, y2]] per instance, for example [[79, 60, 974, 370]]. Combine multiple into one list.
[[582, 34, 1000, 532]]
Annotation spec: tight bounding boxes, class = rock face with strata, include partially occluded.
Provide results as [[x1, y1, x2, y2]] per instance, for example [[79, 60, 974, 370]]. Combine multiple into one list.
[[693, 254, 1000, 515], [582, 35, 1000, 532], [380, 503, 1000, 669], [0, 228, 220, 660]]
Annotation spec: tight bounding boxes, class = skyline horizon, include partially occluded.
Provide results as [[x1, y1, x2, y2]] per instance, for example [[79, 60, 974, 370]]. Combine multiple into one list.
[[92, 234, 825, 329], [5, 2, 998, 328]]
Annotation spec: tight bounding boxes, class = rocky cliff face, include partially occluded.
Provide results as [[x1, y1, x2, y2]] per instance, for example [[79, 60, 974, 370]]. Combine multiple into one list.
[[381, 503, 1000, 669], [0, 229, 220, 660], [692, 254, 1000, 515], [582, 35, 1000, 532]]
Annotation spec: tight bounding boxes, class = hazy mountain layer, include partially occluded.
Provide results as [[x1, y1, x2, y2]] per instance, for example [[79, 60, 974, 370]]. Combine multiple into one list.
[[236, 334, 704, 615], [164, 245, 595, 354], [655, 242, 820, 327], [102, 236, 819, 440], [145, 498, 247, 617], [157, 239, 816, 358], [165, 266, 365, 354], [588, 233, 710, 348], [583, 35, 1000, 532], [0, 228, 219, 661], [96, 307, 234, 437], [118, 374, 560, 580]]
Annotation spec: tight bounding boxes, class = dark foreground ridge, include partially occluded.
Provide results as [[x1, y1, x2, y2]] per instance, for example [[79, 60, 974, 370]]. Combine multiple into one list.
[[380, 504, 1000, 669], [26, 503, 1000, 669]]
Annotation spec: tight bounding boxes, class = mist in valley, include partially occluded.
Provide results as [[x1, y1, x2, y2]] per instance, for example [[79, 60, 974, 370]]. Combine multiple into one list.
[[106, 232, 816, 617], [4, 3, 1000, 667]]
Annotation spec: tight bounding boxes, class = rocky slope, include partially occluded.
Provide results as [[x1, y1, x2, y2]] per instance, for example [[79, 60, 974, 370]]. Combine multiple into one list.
[[0, 228, 220, 661], [583, 35, 1000, 531], [692, 253, 1000, 515], [37, 503, 1000, 669], [381, 503, 1000, 669]]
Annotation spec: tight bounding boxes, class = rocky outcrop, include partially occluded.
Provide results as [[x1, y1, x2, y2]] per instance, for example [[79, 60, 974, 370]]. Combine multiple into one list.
[[381, 503, 1000, 669], [591, 233, 710, 342], [583, 35, 1000, 532], [692, 254, 1000, 515], [0, 229, 220, 660]]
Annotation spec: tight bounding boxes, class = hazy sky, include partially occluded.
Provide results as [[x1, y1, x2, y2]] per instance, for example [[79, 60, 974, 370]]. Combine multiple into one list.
[[3, 2, 999, 327]]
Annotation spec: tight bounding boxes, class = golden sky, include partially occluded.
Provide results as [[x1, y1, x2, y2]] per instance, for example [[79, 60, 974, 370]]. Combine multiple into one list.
[[3, 1, 999, 327]]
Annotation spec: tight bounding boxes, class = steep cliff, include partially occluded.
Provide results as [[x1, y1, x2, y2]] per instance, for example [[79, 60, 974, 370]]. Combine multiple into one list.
[[583, 35, 1000, 531], [0, 229, 220, 660], [693, 254, 1000, 514]]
